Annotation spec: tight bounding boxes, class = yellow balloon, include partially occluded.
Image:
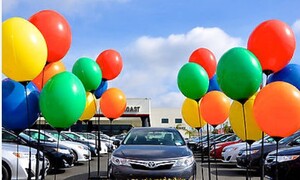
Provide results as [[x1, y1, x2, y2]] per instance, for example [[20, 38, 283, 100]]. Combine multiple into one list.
[[79, 92, 97, 121], [229, 96, 262, 142], [2, 17, 47, 82], [181, 98, 206, 129]]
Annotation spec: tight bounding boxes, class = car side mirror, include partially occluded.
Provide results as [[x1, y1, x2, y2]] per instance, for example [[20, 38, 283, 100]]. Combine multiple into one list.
[[113, 140, 120, 147]]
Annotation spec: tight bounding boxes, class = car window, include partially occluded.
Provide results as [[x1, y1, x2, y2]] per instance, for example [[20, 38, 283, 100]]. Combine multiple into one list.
[[123, 129, 185, 146], [48, 131, 67, 141]]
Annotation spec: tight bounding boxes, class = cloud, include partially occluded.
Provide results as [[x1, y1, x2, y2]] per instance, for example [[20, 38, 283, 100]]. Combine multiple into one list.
[[110, 27, 242, 108], [292, 19, 300, 35]]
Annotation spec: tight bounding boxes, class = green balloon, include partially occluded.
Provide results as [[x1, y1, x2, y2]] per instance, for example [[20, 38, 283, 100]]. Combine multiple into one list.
[[39, 71, 86, 129], [72, 57, 102, 92], [177, 62, 209, 100], [216, 47, 262, 103]]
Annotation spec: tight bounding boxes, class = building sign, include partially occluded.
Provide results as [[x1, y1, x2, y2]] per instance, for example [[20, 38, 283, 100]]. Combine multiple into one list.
[[123, 98, 150, 115]]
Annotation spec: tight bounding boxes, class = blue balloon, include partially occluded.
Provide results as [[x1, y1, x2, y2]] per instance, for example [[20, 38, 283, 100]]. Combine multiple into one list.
[[2, 78, 40, 133], [208, 75, 221, 92], [94, 79, 108, 99], [267, 64, 300, 90]]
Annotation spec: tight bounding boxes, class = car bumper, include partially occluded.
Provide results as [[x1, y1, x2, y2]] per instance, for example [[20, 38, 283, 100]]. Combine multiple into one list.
[[236, 155, 260, 169], [264, 161, 300, 179], [110, 163, 196, 179], [77, 149, 91, 162], [221, 152, 237, 163]]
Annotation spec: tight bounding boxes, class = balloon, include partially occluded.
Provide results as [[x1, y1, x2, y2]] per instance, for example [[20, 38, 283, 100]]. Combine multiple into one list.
[[181, 98, 206, 129], [100, 88, 126, 119], [79, 92, 97, 121], [216, 47, 262, 103], [72, 57, 102, 92], [96, 49, 123, 80], [247, 19, 296, 74], [189, 48, 217, 79], [39, 72, 86, 129], [267, 63, 300, 90], [177, 62, 209, 100], [253, 82, 300, 138], [29, 10, 72, 62], [32, 61, 66, 91], [208, 74, 221, 92], [2, 17, 47, 82], [229, 96, 262, 142], [94, 79, 108, 99], [200, 91, 231, 126], [2, 79, 40, 133]]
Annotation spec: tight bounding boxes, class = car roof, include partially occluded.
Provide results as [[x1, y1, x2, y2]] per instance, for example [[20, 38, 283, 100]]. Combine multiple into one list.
[[129, 127, 178, 131]]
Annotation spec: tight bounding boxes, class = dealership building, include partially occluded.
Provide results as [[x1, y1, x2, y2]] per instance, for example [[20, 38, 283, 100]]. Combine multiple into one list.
[[37, 98, 193, 137]]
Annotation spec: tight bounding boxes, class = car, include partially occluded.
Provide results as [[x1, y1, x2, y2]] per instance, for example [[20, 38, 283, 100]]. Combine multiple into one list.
[[2, 142, 48, 180], [236, 131, 300, 171], [2, 129, 74, 173], [222, 136, 275, 163], [264, 136, 300, 180], [202, 134, 239, 156], [107, 127, 197, 180], [187, 134, 224, 152], [210, 139, 242, 160], [23, 129, 91, 163]]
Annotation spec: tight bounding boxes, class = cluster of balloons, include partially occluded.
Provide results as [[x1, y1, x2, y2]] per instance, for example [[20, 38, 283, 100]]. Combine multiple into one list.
[[178, 48, 231, 131], [2, 9, 127, 133], [178, 19, 300, 142]]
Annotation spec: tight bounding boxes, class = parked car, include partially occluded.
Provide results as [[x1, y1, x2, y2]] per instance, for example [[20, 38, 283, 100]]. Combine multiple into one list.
[[2, 142, 48, 180], [264, 136, 300, 180], [2, 129, 74, 172], [107, 127, 196, 179], [46, 130, 106, 156], [23, 129, 91, 163], [236, 131, 300, 171], [187, 134, 224, 152], [210, 139, 242, 160], [202, 134, 239, 156], [222, 136, 275, 163]]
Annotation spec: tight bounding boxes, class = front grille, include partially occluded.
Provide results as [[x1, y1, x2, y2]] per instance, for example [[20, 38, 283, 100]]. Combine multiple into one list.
[[129, 160, 175, 170]]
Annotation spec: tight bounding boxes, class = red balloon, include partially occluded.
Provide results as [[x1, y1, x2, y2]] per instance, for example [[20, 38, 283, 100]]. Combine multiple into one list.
[[247, 19, 296, 74], [96, 49, 123, 80], [100, 88, 126, 119], [32, 61, 66, 90], [253, 82, 300, 138], [189, 48, 217, 79], [29, 10, 72, 63], [200, 91, 231, 126]]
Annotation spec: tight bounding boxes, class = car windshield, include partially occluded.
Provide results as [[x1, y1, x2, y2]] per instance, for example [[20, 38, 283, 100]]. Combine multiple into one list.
[[46, 131, 68, 141], [19, 133, 37, 142], [123, 129, 185, 146]]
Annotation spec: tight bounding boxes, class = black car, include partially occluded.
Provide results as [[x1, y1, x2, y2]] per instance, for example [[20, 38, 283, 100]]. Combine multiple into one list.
[[236, 131, 300, 171], [108, 127, 196, 180], [187, 134, 225, 152], [264, 136, 300, 180], [2, 129, 74, 172]]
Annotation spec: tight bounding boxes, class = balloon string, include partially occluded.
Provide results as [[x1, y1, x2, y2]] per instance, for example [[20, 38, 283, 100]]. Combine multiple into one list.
[[242, 104, 249, 180], [97, 116, 101, 177], [198, 128, 205, 180], [86, 123, 91, 179], [245, 142, 249, 180], [213, 127, 218, 180], [275, 140, 279, 180], [24, 84, 33, 180], [207, 125, 211, 180]]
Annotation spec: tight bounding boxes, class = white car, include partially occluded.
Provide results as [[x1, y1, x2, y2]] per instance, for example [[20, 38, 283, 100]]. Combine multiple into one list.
[[24, 129, 91, 163], [2, 142, 49, 180], [222, 136, 275, 163], [60, 131, 108, 155]]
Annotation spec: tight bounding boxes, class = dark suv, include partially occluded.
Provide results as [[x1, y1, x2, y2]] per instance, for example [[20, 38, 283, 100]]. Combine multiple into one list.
[[107, 127, 196, 180]]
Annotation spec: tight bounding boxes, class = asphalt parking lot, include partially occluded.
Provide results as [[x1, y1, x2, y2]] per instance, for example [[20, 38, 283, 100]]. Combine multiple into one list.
[[45, 154, 266, 180]]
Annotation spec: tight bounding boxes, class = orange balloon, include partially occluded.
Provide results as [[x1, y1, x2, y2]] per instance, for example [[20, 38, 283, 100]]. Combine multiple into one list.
[[32, 61, 66, 90], [247, 19, 296, 74], [100, 88, 126, 119], [253, 82, 300, 138], [96, 49, 123, 80], [200, 91, 231, 126], [189, 48, 217, 79]]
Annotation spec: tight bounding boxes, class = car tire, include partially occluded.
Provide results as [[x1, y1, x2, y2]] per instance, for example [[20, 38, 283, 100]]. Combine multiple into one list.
[[2, 163, 10, 180], [44, 156, 52, 173], [107, 166, 116, 180], [72, 150, 78, 164]]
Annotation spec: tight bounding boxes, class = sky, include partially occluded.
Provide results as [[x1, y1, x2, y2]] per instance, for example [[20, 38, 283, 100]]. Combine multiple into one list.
[[2, 0, 300, 108]]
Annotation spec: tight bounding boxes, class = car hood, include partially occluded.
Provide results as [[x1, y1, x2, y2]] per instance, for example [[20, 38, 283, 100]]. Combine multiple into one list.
[[269, 146, 300, 156], [113, 145, 192, 159]]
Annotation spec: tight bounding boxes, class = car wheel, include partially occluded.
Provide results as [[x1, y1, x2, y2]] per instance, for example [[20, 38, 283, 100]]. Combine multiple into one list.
[[107, 165, 115, 180], [72, 150, 78, 164], [2, 164, 10, 180], [44, 156, 51, 173]]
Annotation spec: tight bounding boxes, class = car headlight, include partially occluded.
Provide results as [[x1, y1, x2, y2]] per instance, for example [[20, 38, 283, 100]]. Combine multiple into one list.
[[111, 156, 130, 166], [55, 148, 71, 154], [277, 155, 300, 162], [174, 156, 194, 167]]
